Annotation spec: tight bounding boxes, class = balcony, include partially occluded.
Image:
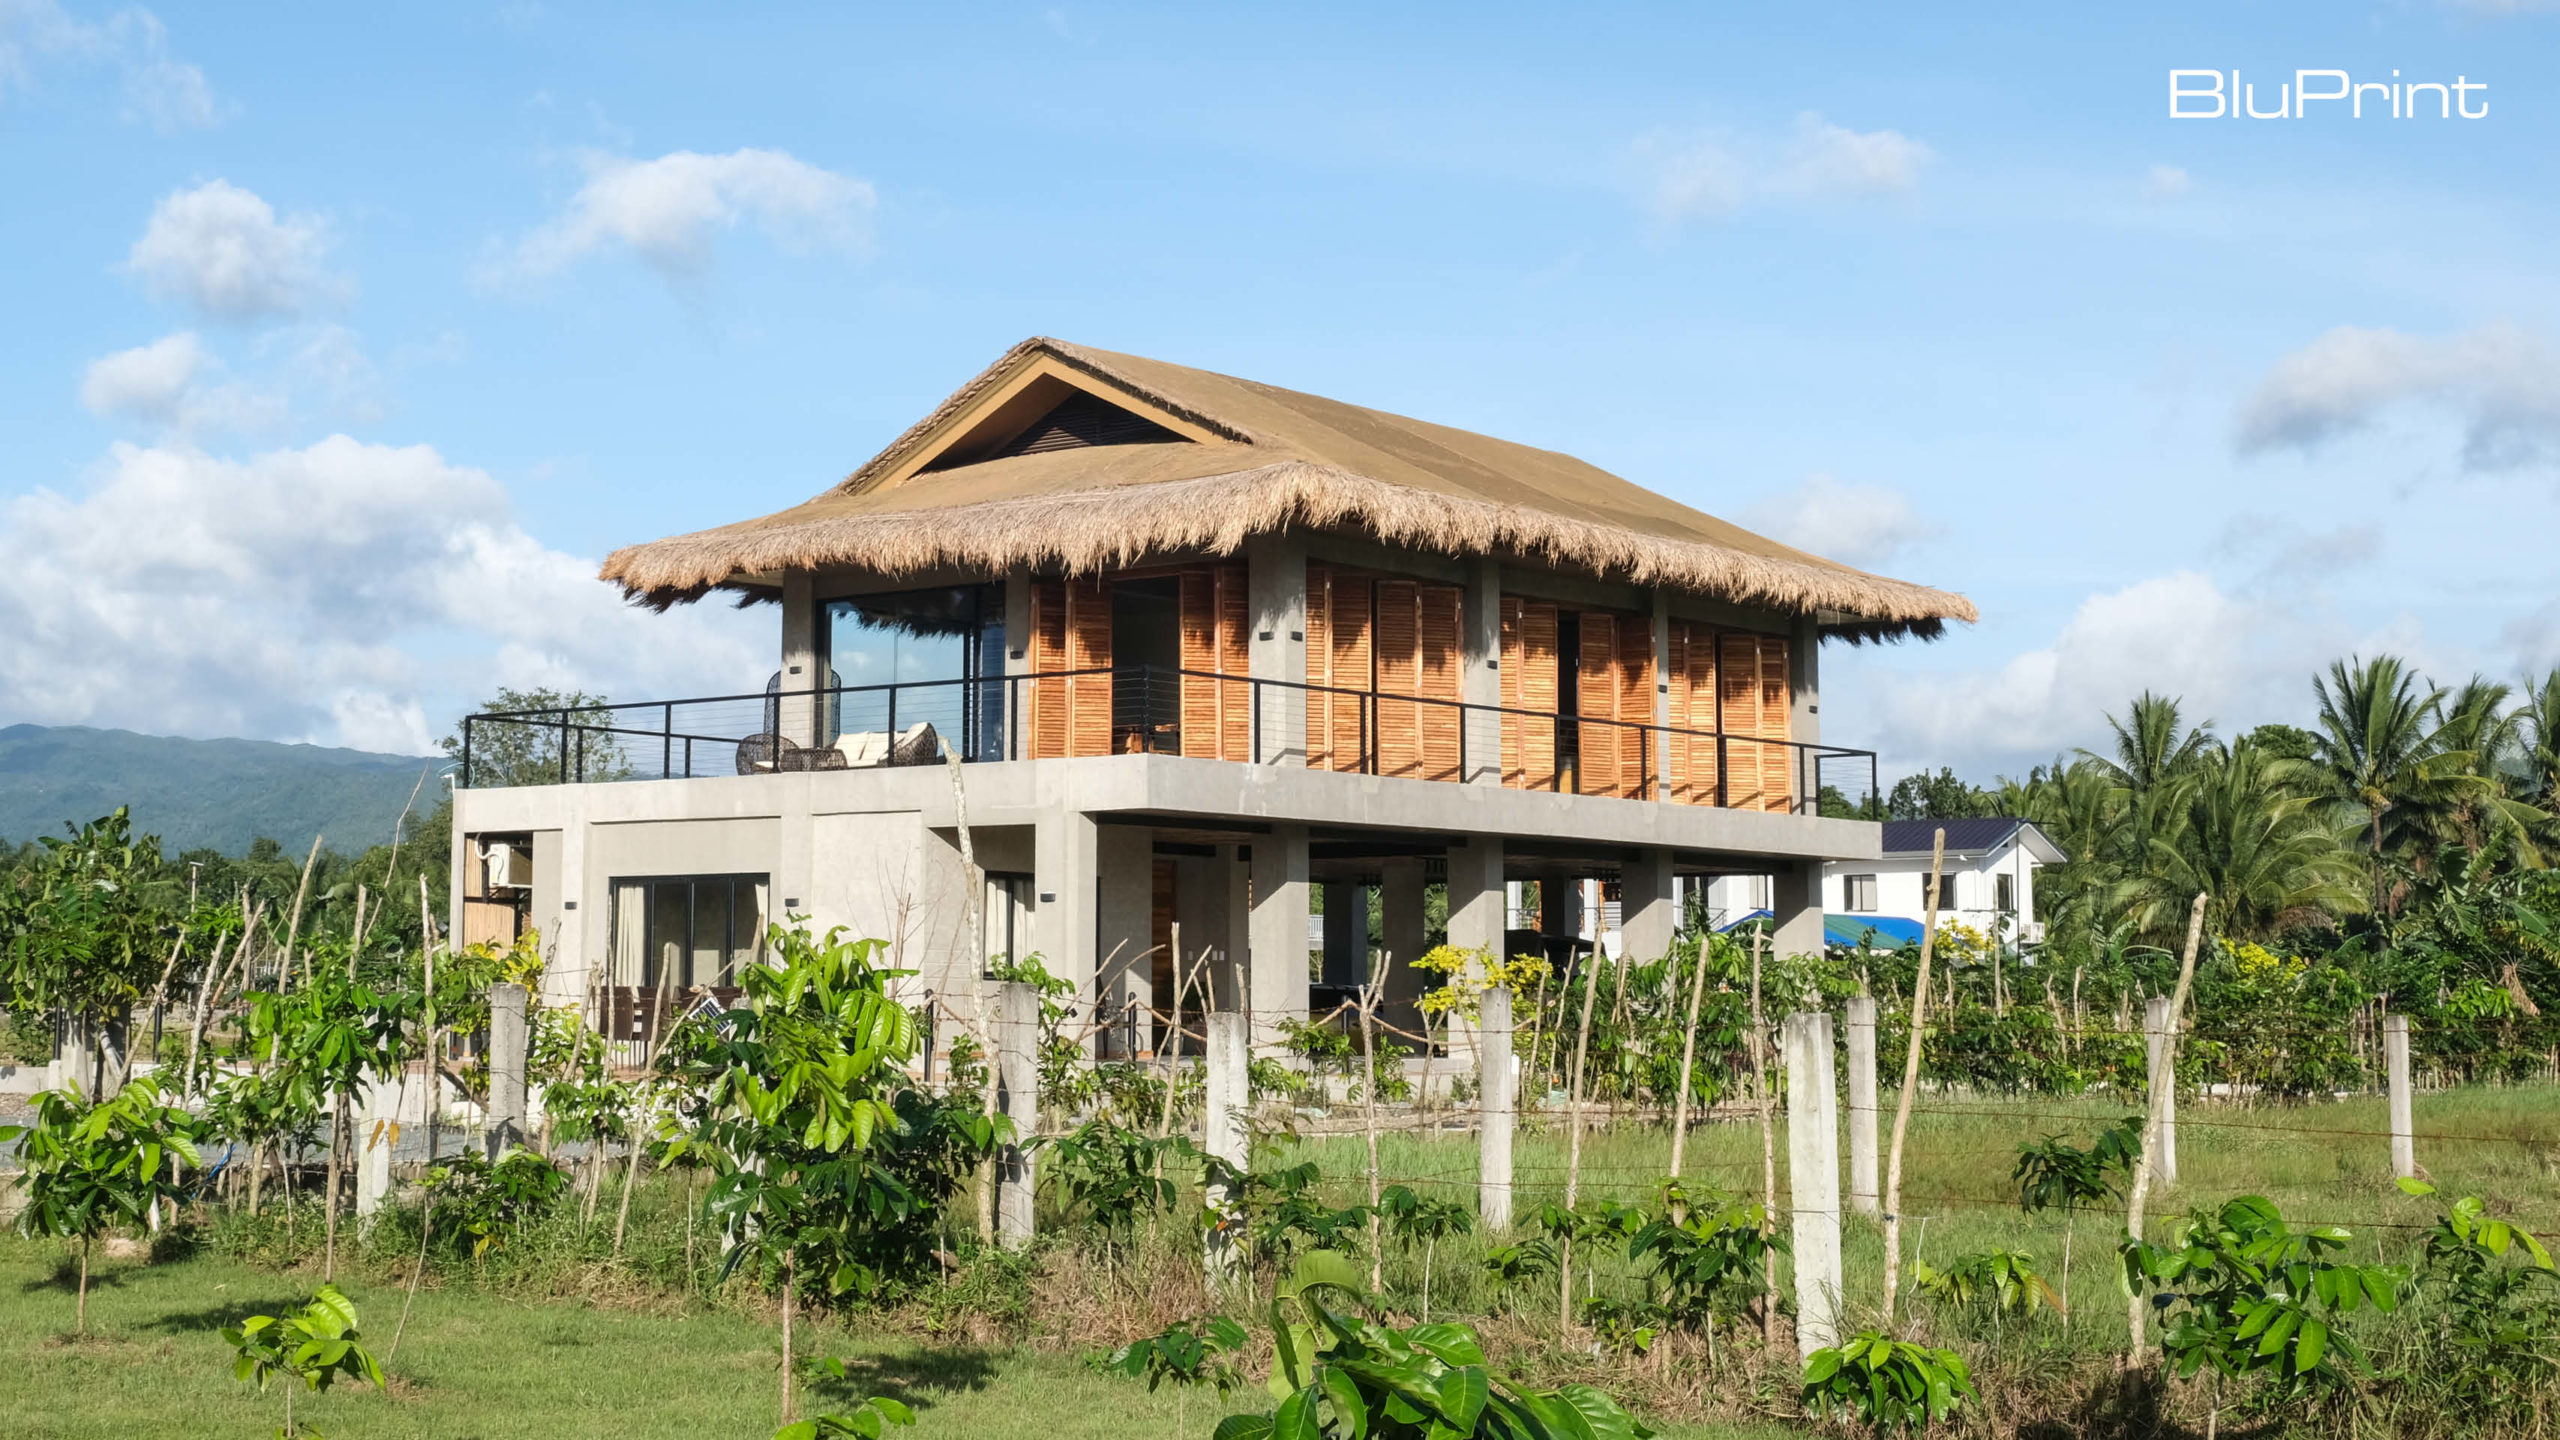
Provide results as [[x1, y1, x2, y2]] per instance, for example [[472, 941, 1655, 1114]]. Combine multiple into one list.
[[456, 665, 1879, 816]]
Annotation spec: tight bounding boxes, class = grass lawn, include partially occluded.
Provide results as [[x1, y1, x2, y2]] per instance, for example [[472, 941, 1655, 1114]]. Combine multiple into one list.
[[0, 1239, 1789, 1440]]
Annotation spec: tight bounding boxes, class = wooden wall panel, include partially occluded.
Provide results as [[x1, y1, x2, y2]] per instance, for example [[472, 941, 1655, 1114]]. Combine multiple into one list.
[[1175, 564, 1253, 761], [1218, 566, 1252, 762], [1306, 565, 1334, 770], [1324, 573, 1374, 773]]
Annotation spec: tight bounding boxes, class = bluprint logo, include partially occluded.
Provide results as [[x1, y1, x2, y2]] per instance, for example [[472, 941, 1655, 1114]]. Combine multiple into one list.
[[2170, 70, 2488, 119]]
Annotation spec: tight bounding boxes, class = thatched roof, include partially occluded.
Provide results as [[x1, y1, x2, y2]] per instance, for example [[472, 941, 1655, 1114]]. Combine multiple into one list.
[[601, 337, 1977, 638]]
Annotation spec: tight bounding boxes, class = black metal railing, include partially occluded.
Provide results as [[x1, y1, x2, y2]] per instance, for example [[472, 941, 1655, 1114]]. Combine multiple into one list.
[[457, 665, 1880, 816]]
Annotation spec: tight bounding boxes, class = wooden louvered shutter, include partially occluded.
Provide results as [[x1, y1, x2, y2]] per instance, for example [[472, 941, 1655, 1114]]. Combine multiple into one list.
[[1305, 565, 1333, 770], [1066, 575, 1112, 758], [1499, 598, 1524, 787], [1030, 580, 1069, 760], [1686, 627, 1720, 806], [1577, 611, 1620, 798], [1757, 634, 1794, 812], [1219, 566, 1251, 761], [1618, 614, 1656, 800], [1374, 579, 1420, 778], [1179, 570, 1218, 759], [1510, 600, 1559, 791], [1325, 573, 1373, 773], [1719, 632, 1763, 809], [1417, 585, 1462, 783]]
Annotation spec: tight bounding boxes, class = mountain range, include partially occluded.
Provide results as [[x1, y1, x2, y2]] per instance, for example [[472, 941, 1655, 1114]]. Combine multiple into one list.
[[0, 724, 446, 857]]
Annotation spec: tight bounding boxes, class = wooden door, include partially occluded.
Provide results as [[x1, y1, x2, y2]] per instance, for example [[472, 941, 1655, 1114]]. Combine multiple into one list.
[[1030, 576, 1114, 759]]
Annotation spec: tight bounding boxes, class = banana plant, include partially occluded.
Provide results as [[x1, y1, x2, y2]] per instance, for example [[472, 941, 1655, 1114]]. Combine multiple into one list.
[[1218, 1254, 1654, 1440], [0, 1074, 202, 1331], [221, 1282, 385, 1439]]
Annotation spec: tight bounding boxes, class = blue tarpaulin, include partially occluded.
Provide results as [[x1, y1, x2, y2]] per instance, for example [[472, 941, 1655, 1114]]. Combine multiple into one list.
[[1718, 910, 1928, 948]]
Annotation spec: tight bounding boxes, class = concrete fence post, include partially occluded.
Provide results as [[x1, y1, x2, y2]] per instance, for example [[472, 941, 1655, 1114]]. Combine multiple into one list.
[[486, 983, 528, 1160], [2385, 1012, 2416, 1180], [356, 1081, 396, 1226], [996, 980, 1042, 1247], [2144, 995, 2177, 1187], [1845, 994, 1878, 1218], [1203, 1011, 1250, 1286], [1477, 983, 1514, 1232], [1785, 1011, 1843, 1358]]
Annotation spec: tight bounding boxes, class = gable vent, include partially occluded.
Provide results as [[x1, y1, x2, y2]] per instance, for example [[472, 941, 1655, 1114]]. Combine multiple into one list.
[[993, 390, 1183, 458]]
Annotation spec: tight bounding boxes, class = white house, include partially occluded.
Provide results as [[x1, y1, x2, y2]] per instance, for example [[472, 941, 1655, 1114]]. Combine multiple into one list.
[[1700, 817, 2065, 950]]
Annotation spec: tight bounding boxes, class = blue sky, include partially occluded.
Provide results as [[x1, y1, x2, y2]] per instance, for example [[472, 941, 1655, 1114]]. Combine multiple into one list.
[[3, 2, 2555, 781]]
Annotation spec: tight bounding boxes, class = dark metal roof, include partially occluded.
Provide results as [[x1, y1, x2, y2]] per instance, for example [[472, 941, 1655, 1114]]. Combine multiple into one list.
[[1880, 817, 2067, 861]]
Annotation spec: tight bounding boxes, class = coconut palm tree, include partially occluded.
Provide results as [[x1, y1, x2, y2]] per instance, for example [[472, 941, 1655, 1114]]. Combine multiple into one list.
[[2310, 655, 2489, 912], [2138, 738, 2362, 940], [2513, 668, 2560, 814]]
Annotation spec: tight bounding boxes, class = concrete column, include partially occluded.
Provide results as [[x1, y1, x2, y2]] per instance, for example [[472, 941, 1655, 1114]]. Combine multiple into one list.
[[1619, 849, 1675, 961], [1462, 557, 1502, 785], [1220, 843, 1252, 1014], [552, 824, 589, 1007], [1845, 994, 1879, 1217], [1537, 869, 1580, 945], [486, 983, 528, 1159], [996, 980, 1042, 1247], [1095, 825, 1155, 1058], [1477, 981, 1514, 1231], [1320, 880, 1366, 987], [1379, 858, 1429, 1028], [2386, 1013, 2415, 1180], [2145, 995, 2178, 1186], [1785, 1011, 1843, 1358], [1247, 532, 1307, 766], [1769, 861, 1825, 958], [1444, 837, 1505, 1068], [1203, 1010, 1250, 1285], [1247, 825, 1311, 1054], [1002, 568, 1033, 760], [1034, 810, 1100, 1032], [780, 570, 822, 747]]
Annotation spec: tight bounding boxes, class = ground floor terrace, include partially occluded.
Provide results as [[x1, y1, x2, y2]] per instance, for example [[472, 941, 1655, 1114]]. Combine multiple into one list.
[[450, 749, 1877, 1065]]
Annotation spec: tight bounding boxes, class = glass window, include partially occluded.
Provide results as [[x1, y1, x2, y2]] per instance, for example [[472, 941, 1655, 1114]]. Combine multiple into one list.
[[615, 874, 769, 988], [1846, 874, 1877, 913], [983, 873, 1032, 977], [1995, 873, 2016, 913], [1935, 874, 1959, 911], [822, 585, 1007, 757]]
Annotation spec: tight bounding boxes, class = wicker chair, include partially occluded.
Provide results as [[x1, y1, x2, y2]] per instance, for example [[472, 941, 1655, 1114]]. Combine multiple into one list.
[[735, 732, 796, 775]]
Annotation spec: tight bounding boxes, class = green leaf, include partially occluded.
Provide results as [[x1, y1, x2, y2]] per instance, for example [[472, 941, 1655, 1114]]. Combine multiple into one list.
[[2395, 1176, 2437, 1197], [1321, 1369, 1369, 1440], [2296, 1317, 2329, 1374], [1212, 1417, 1274, 1440], [1272, 1387, 1321, 1440]]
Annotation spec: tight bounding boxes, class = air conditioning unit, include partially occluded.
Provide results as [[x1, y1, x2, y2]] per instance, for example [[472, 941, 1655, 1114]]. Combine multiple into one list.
[[2020, 920, 2048, 945], [481, 841, 533, 890]]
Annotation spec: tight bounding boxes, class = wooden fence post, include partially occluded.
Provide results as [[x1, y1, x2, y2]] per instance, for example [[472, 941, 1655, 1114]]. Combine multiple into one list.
[[1785, 1011, 1843, 1358], [995, 980, 1041, 1248], [2385, 1012, 2416, 1180]]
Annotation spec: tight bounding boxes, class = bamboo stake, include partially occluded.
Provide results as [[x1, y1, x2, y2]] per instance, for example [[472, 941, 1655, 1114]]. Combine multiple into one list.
[[391, 880, 440, 1363], [1156, 927, 1190, 1140], [1667, 935, 1713, 1187], [283, 832, 324, 990], [1880, 829, 1946, 1328], [1557, 943, 1604, 1331], [1749, 927, 1775, 1344], [1360, 980, 1384, 1292], [2125, 892, 2209, 1362]]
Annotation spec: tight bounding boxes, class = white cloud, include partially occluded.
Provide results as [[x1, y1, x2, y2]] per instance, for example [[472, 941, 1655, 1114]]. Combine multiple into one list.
[[1740, 473, 1941, 571], [2143, 164, 2192, 200], [1640, 112, 1930, 225], [125, 180, 337, 322], [490, 147, 877, 285], [0, 2, 220, 128], [2234, 323, 2560, 470], [78, 331, 285, 436], [0, 436, 763, 752]]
